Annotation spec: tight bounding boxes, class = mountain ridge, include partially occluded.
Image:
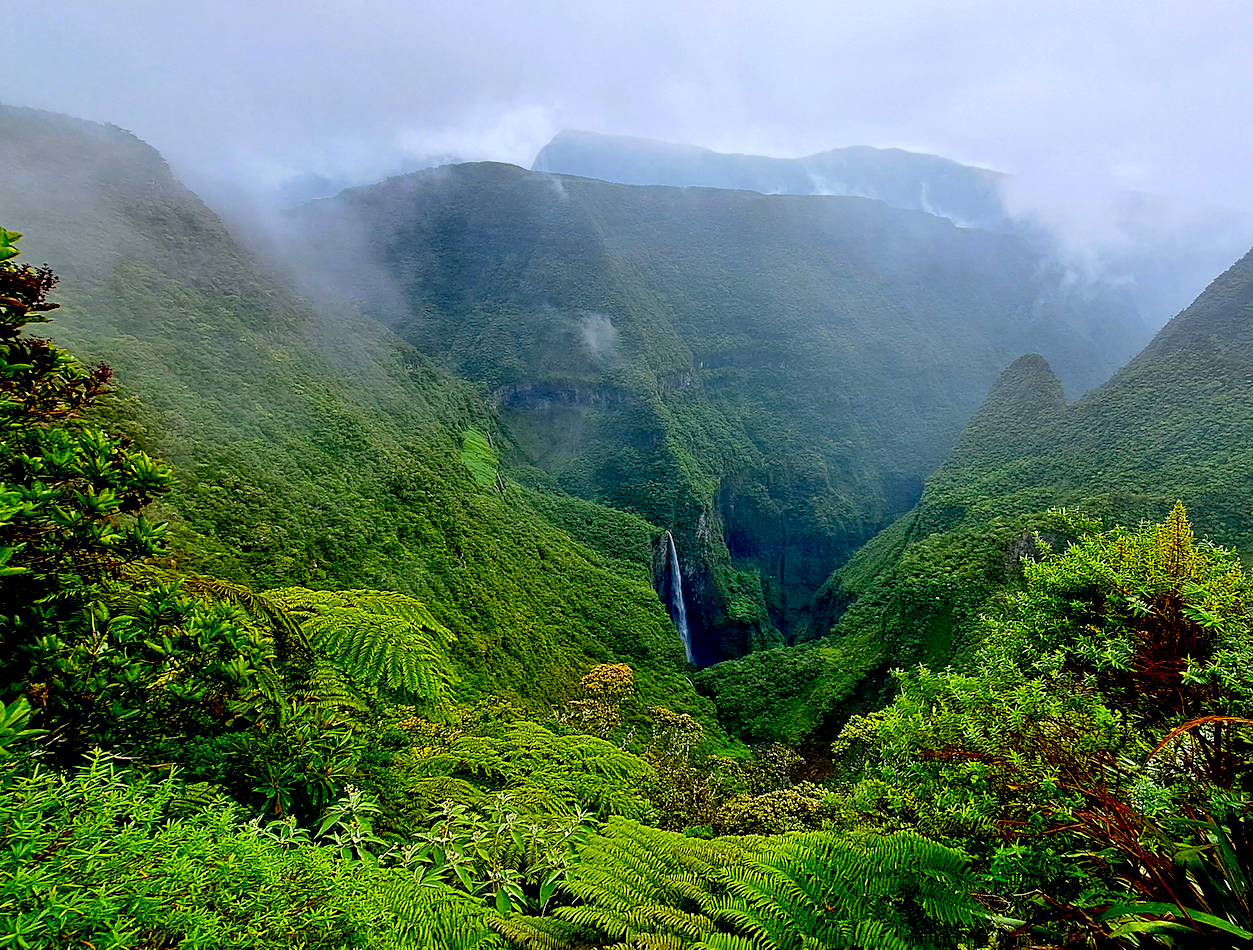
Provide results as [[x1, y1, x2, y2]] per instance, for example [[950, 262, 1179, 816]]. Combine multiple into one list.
[[276, 158, 1148, 657], [697, 234, 1253, 743], [533, 128, 1253, 328], [534, 129, 1009, 230], [0, 101, 718, 728]]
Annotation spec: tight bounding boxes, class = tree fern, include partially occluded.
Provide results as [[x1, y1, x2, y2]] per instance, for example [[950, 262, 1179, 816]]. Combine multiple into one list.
[[290, 661, 369, 715], [405, 723, 654, 819], [710, 830, 981, 950], [498, 821, 980, 950], [379, 875, 502, 950], [499, 819, 759, 947], [268, 588, 452, 702]]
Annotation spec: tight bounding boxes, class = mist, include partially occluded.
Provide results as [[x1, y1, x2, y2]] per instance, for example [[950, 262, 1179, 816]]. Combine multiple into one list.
[[8, 1, 1253, 334], [7, 2, 1252, 210]]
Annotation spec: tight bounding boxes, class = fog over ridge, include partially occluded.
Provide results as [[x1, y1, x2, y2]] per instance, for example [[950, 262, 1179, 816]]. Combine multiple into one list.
[[7, 2, 1252, 207], [6, 0, 1253, 331]]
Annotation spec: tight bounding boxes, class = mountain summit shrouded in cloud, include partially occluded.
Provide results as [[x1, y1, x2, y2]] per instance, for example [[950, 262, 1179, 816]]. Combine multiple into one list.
[[534, 129, 1253, 329], [7, 2, 1253, 225], [534, 130, 1011, 230], [9, 6, 1253, 943]]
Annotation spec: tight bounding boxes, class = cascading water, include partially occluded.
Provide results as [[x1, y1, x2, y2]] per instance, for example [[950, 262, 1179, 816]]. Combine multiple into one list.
[[664, 531, 693, 663]]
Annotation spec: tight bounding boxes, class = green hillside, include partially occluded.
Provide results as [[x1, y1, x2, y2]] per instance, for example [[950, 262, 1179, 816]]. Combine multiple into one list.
[[0, 102, 711, 725], [700, 243, 1253, 744], [281, 161, 1145, 660], [9, 103, 1253, 950], [534, 129, 1253, 328]]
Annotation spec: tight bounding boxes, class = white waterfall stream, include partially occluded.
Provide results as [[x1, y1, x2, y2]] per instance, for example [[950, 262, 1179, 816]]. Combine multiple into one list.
[[665, 531, 693, 663]]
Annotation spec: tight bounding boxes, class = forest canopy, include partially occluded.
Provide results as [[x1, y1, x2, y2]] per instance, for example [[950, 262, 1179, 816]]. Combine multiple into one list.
[[5, 225, 1253, 948]]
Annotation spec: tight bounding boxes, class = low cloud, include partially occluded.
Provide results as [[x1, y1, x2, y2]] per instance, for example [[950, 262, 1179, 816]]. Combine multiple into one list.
[[998, 173, 1253, 322], [7, 1, 1253, 220], [580, 312, 618, 364]]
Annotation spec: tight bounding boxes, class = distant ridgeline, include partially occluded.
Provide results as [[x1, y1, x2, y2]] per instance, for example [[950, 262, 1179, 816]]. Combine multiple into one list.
[[698, 242, 1253, 745], [534, 129, 1253, 330], [534, 130, 1012, 231], [0, 102, 716, 731], [281, 160, 1147, 662]]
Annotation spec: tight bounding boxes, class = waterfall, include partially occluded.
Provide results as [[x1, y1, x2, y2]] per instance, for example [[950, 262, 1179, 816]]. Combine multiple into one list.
[[665, 531, 693, 663]]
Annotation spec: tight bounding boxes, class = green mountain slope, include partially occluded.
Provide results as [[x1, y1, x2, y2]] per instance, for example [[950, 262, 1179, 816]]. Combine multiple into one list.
[[0, 102, 712, 726], [699, 243, 1253, 743], [280, 161, 1144, 661], [533, 129, 1253, 328]]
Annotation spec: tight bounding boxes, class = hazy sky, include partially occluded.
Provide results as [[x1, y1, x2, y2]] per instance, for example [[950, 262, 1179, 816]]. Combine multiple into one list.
[[8, 0, 1253, 209]]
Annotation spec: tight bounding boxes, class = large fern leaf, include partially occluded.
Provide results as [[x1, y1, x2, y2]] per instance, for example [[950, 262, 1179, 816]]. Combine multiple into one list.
[[268, 587, 453, 701], [406, 723, 654, 818], [499, 821, 980, 950], [380, 875, 502, 949]]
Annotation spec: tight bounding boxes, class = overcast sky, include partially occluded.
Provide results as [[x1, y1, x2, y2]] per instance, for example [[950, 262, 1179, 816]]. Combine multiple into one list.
[[8, 0, 1253, 210]]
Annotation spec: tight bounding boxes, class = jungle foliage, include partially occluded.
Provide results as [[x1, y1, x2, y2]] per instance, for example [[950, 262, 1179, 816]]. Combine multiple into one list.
[[702, 244, 1253, 747], [0, 103, 716, 733], [826, 505, 1253, 946], [7, 102, 1253, 950], [281, 159, 1146, 657], [1, 219, 936, 948]]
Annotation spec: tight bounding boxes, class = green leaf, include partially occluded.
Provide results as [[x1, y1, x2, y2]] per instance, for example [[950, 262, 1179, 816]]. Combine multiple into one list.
[[539, 875, 560, 910], [0, 228, 21, 262], [1101, 902, 1253, 940]]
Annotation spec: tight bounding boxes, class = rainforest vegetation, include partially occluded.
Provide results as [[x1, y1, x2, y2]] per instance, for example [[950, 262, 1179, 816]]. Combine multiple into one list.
[[280, 158, 1148, 660], [6, 101, 1253, 949]]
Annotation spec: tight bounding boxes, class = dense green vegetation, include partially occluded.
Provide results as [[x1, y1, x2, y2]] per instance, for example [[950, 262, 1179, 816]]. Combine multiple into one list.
[[282, 159, 1146, 658], [9, 101, 1253, 949], [0, 226, 762, 945], [8, 228, 1253, 944], [700, 243, 1253, 748], [0, 103, 712, 728], [821, 505, 1253, 946]]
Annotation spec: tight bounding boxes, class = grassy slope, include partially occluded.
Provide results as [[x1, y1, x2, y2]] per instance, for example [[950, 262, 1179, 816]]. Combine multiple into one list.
[[0, 103, 718, 733], [282, 162, 1145, 659], [698, 245, 1253, 744]]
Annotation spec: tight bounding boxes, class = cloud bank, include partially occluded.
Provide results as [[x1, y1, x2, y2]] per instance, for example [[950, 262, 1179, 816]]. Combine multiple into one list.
[[6, 0, 1252, 216]]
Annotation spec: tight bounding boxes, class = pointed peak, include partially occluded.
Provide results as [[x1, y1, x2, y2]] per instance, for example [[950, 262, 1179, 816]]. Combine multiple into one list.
[[944, 354, 1066, 470], [984, 354, 1066, 413]]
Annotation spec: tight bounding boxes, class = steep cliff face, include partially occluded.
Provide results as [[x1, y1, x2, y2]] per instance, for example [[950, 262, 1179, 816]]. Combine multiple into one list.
[[280, 161, 1146, 659]]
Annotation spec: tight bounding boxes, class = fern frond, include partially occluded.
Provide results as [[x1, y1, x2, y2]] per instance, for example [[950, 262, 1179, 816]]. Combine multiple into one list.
[[290, 662, 368, 714], [489, 915, 583, 950], [268, 587, 452, 701], [507, 820, 980, 950], [406, 725, 654, 818], [380, 875, 501, 950], [121, 563, 308, 657], [698, 935, 768, 950]]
